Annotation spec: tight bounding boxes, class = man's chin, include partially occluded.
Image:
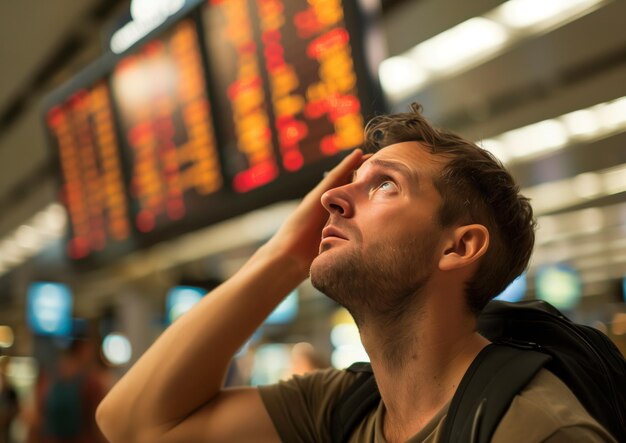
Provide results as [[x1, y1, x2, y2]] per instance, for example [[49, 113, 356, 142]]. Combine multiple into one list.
[[310, 249, 353, 293], [309, 253, 334, 289]]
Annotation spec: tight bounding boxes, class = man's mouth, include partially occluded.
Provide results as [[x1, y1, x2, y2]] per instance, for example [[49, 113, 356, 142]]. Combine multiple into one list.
[[322, 226, 349, 241]]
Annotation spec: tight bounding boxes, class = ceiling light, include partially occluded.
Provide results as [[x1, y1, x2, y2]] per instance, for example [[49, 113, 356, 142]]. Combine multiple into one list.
[[522, 163, 626, 216], [502, 119, 567, 159], [34, 203, 67, 235], [111, 0, 186, 54], [596, 96, 626, 129], [560, 109, 601, 138], [479, 95, 626, 165], [411, 18, 509, 73], [537, 215, 559, 237], [602, 164, 626, 195], [0, 240, 26, 265], [16, 225, 41, 250], [479, 138, 510, 163], [495, 0, 601, 30], [578, 207, 605, 234], [130, 0, 185, 22], [379, 0, 609, 102], [378, 56, 427, 98], [572, 172, 604, 199], [0, 203, 68, 278]]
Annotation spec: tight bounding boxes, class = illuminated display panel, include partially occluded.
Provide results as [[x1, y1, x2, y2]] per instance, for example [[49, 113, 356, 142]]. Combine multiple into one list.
[[110, 19, 224, 235], [27, 282, 73, 336], [45, 79, 132, 260], [44, 1, 381, 266], [203, 0, 369, 193]]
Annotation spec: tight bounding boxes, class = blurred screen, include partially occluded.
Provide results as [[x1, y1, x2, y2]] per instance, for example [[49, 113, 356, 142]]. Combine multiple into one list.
[[166, 285, 205, 324], [44, 0, 381, 265], [265, 289, 298, 324], [494, 273, 527, 303], [45, 81, 132, 260], [110, 19, 224, 235], [250, 343, 291, 385], [202, 0, 366, 193], [27, 282, 73, 336], [535, 265, 582, 310]]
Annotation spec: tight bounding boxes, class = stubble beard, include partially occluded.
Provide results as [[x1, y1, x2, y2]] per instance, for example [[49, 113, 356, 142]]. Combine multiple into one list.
[[310, 235, 438, 327], [310, 235, 439, 370]]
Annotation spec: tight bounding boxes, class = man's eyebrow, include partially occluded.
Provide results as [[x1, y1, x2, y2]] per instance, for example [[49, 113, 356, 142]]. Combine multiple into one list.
[[353, 159, 419, 185]]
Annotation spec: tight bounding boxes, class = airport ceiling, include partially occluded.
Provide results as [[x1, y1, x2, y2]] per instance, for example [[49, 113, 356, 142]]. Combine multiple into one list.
[[0, 0, 625, 310]]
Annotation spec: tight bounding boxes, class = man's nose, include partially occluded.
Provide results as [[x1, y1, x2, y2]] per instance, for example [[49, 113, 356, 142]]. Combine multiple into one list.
[[321, 185, 354, 217]]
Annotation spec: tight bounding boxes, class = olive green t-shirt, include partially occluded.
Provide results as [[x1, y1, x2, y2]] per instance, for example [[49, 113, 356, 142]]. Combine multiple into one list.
[[258, 367, 616, 442]]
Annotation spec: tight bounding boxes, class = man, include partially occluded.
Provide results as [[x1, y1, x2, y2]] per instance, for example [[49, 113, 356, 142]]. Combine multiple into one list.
[[0, 357, 19, 443], [28, 338, 108, 443], [96, 104, 615, 442]]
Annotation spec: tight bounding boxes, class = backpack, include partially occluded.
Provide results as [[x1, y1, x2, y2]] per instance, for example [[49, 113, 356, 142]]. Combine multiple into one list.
[[330, 300, 626, 443], [42, 373, 84, 439]]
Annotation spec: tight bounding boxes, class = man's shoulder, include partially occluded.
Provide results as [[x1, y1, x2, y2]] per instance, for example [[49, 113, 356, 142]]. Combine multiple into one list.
[[259, 366, 360, 403], [492, 369, 616, 442], [257, 367, 364, 442]]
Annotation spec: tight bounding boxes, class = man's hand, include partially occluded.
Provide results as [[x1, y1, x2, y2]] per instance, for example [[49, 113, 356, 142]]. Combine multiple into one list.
[[259, 149, 365, 276]]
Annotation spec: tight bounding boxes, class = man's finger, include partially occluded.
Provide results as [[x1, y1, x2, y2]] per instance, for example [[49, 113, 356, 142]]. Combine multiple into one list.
[[318, 149, 364, 188]]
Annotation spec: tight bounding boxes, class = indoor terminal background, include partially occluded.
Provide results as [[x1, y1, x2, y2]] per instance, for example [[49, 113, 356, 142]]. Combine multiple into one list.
[[0, 0, 626, 440]]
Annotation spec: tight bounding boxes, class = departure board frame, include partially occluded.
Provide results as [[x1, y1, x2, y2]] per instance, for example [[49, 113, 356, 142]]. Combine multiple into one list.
[[42, 53, 139, 266], [42, 0, 385, 268]]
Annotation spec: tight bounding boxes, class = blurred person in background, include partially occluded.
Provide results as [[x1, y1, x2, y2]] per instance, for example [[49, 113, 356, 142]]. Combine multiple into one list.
[[287, 342, 328, 377], [0, 357, 19, 443], [27, 337, 107, 443], [96, 104, 616, 442]]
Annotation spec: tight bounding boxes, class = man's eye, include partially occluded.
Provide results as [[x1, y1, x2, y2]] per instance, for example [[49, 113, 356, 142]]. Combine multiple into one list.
[[377, 180, 396, 192]]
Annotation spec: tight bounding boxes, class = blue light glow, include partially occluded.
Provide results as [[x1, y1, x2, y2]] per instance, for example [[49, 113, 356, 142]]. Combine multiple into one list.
[[166, 286, 205, 324], [27, 283, 73, 336]]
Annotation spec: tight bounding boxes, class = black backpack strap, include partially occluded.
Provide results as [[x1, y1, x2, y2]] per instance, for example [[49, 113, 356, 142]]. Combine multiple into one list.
[[331, 362, 381, 443], [440, 343, 552, 443]]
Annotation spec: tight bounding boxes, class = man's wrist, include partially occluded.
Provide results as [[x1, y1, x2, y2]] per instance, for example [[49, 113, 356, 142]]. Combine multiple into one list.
[[252, 241, 311, 282]]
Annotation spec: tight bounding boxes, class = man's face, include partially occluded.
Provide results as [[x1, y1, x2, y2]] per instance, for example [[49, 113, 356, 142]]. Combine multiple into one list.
[[310, 142, 446, 322]]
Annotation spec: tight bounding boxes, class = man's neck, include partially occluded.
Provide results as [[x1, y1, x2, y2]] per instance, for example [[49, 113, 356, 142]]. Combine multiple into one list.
[[358, 301, 490, 443]]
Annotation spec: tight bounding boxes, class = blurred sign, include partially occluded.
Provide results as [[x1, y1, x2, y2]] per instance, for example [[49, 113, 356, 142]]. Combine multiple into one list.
[[250, 343, 291, 385], [535, 265, 582, 310], [265, 290, 298, 324], [494, 273, 527, 302], [166, 285, 205, 323], [27, 283, 73, 336], [102, 332, 133, 365]]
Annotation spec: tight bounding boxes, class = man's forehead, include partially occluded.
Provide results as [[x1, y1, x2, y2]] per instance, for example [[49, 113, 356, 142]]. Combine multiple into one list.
[[355, 141, 440, 178]]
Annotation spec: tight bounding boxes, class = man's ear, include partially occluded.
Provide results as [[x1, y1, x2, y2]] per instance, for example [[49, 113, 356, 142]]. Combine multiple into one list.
[[439, 224, 489, 271]]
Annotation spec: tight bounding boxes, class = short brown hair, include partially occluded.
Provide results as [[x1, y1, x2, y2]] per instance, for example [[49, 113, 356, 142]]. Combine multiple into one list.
[[362, 103, 536, 314]]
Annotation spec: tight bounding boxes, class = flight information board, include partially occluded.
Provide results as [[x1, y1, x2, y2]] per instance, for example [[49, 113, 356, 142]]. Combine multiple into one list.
[[43, 0, 382, 265], [45, 80, 132, 260], [203, 0, 366, 193], [110, 19, 223, 235]]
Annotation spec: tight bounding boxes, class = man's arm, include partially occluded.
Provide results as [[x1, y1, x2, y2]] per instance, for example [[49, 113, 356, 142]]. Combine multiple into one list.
[[96, 149, 365, 443]]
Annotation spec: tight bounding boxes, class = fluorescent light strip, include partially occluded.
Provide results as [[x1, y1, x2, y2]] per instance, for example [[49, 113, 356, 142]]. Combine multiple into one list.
[[522, 162, 626, 215], [0, 203, 67, 277], [531, 203, 626, 270], [379, 0, 608, 101], [480, 95, 626, 164]]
